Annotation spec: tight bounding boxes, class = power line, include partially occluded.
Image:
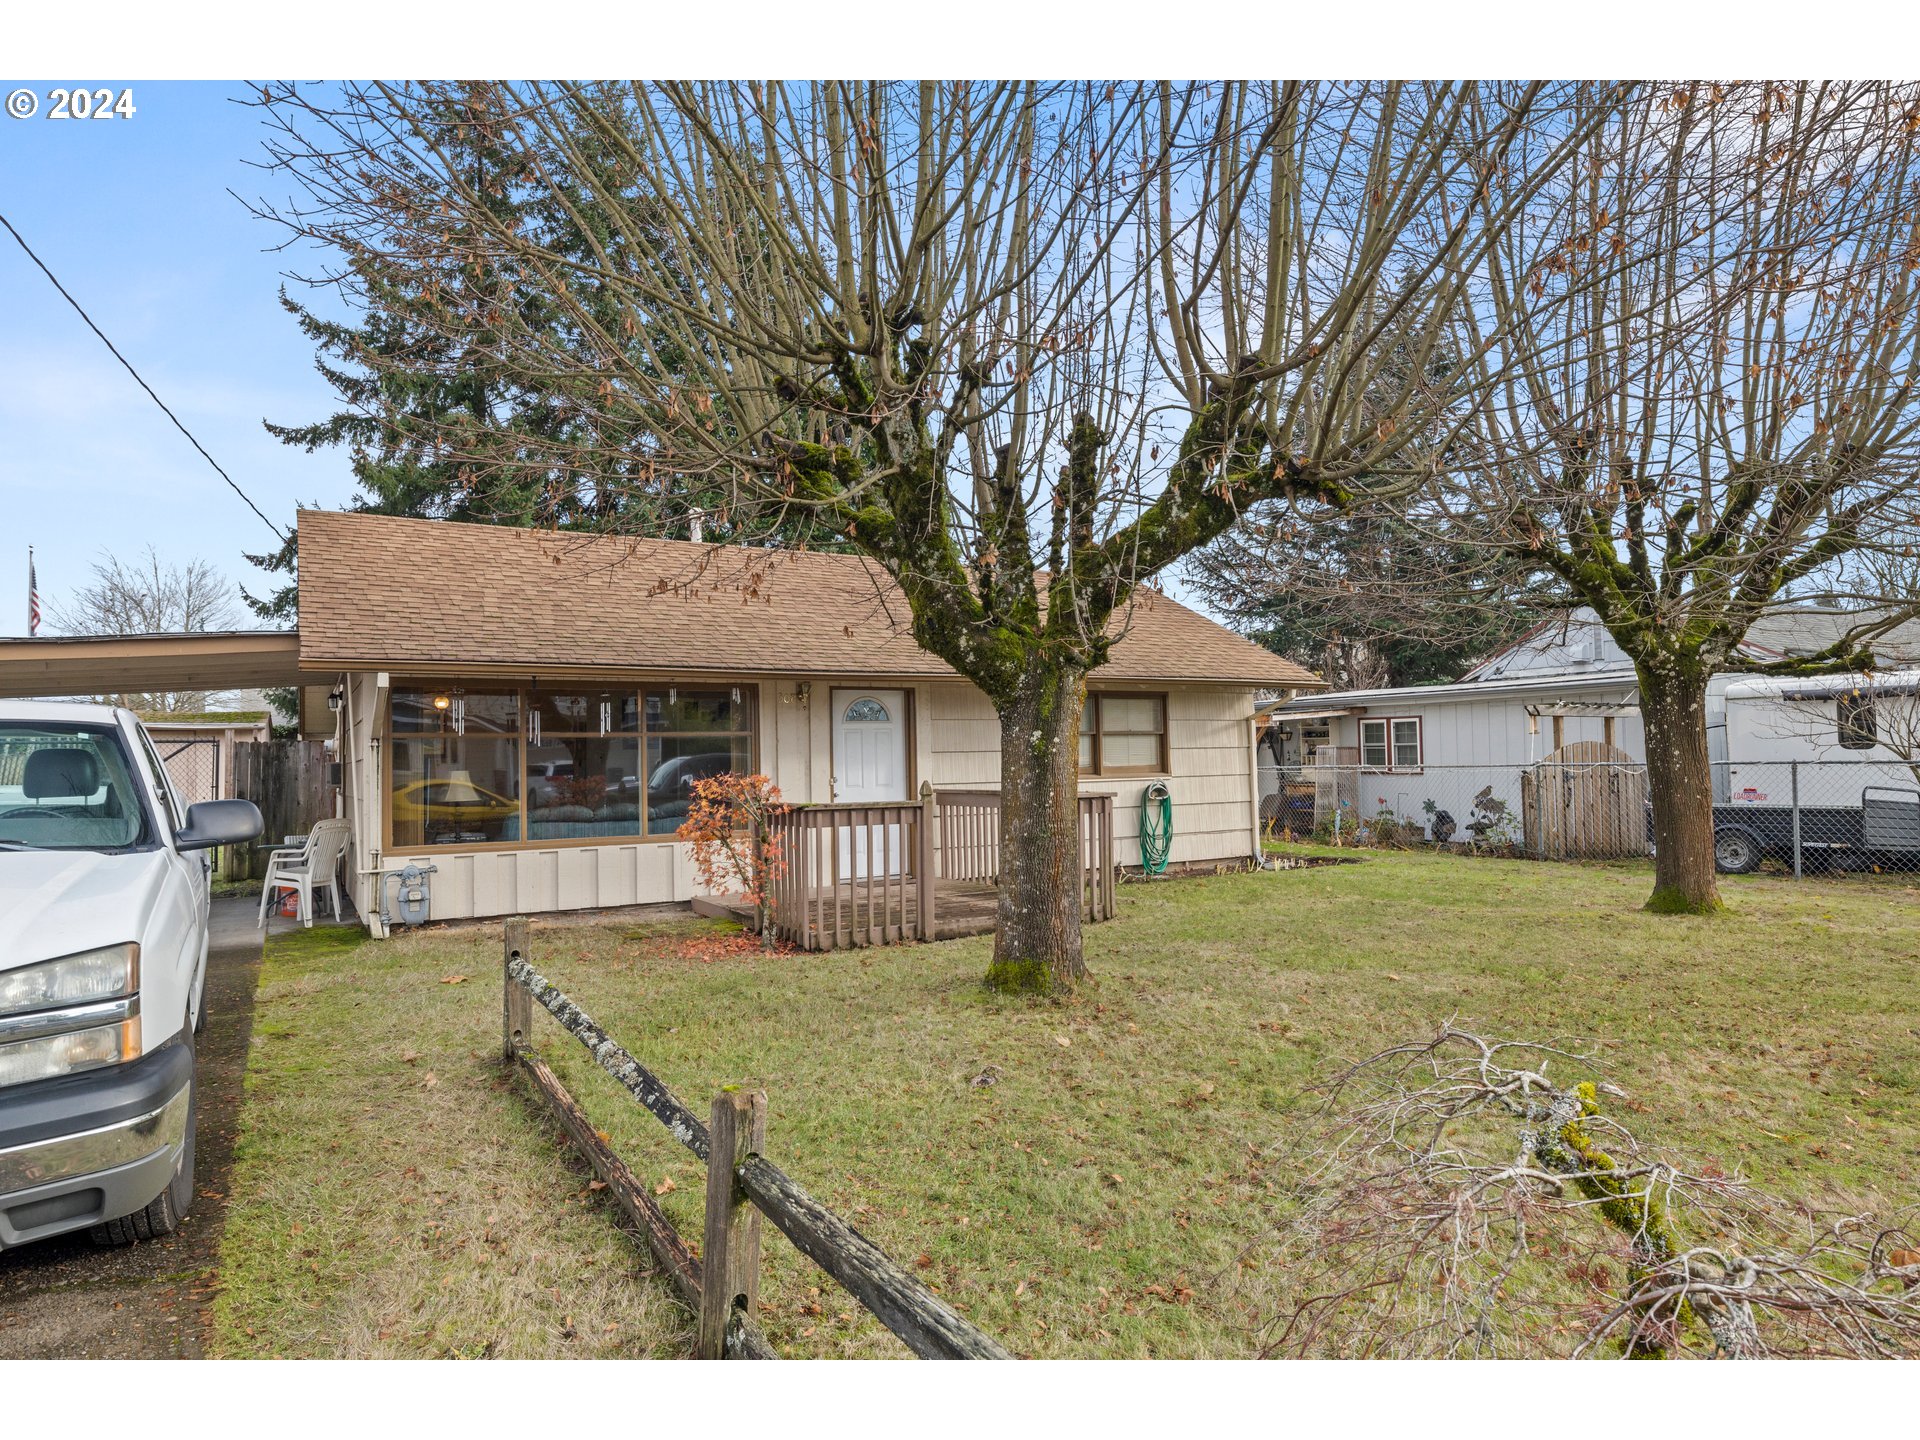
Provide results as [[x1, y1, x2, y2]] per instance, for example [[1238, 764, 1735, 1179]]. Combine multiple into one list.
[[0, 209, 289, 542]]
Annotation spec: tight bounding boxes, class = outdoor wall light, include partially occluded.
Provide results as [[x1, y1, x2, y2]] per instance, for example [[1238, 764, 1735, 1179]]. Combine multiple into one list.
[[327, 689, 343, 713], [796, 681, 812, 707], [433, 694, 451, 711]]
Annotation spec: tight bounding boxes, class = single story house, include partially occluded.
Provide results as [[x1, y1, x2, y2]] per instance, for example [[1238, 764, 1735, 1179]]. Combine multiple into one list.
[[1270, 605, 1920, 781], [0, 511, 1321, 937], [306, 513, 1323, 933]]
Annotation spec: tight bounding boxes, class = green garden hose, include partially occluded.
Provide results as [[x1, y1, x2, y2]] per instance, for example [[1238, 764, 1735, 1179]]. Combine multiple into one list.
[[1140, 781, 1173, 875]]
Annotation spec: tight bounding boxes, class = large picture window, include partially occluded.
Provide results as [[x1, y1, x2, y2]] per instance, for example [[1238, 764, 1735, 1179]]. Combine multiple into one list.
[[386, 682, 755, 849], [389, 688, 523, 848], [1078, 693, 1167, 777], [645, 687, 753, 835], [527, 687, 642, 841]]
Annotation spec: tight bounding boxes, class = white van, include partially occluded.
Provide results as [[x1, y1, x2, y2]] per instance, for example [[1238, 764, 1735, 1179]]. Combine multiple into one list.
[[0, 701, 261, 1249]]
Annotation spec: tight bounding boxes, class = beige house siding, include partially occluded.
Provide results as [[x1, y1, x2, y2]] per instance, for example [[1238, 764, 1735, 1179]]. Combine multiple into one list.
[[337, 671, 1259, 932], [928, 681, 1260, 870]]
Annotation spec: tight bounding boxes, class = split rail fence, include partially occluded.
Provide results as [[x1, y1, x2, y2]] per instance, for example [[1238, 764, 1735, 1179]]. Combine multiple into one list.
[[499, 917, 1012, 1360]]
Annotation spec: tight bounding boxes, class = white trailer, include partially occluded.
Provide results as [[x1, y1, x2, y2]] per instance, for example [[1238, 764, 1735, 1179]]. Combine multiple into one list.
[[1710, 672, 1920, 872]]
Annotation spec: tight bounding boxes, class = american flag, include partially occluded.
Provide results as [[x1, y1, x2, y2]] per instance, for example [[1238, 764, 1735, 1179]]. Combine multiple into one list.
[[27, 547, 39, 636]]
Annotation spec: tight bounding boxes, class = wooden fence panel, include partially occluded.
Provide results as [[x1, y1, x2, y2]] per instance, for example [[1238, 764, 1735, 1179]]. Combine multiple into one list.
[[230, 738, 334, 878]]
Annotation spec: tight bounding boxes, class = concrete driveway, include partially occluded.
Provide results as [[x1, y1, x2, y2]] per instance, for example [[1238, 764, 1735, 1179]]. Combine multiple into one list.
[[0, 896, 265, 1358]]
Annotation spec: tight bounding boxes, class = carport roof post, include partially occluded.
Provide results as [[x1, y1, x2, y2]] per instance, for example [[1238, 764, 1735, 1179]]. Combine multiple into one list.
[[0, 630, 307, 700]]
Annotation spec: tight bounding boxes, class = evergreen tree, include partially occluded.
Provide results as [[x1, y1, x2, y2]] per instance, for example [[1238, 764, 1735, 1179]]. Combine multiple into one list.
[[246, 85, 787, 623]]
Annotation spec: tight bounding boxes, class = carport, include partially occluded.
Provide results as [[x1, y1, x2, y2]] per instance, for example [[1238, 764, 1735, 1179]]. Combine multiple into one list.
[[0, 630, 309, 701], [0, 629, 337, 886]]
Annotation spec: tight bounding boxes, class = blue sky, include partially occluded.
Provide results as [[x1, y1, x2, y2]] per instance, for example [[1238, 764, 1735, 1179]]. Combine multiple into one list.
[[0, 81, 355, 637]]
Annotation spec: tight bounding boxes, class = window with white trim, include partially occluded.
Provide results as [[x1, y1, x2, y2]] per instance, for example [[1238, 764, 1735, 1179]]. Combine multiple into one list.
[[1078, 693, 1167, 777], [1360, 717, 1422, 771]]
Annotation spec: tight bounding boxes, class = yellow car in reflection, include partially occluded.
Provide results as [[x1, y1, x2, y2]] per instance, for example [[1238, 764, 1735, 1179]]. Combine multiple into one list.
[[389, 777, 518, 828]]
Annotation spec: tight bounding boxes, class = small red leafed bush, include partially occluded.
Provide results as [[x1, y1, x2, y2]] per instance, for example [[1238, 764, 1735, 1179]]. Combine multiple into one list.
[[676, 772, 789, 947]]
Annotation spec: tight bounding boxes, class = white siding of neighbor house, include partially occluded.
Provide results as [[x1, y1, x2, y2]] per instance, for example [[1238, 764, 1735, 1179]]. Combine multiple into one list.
[[340, 671, 1257, 930], [1320, 692, 1646, 770]]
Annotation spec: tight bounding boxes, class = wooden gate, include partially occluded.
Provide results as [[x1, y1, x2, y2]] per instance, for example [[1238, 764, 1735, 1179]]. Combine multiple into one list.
[[230, 738, 336, 878], [1521, 740, 1649, 859]]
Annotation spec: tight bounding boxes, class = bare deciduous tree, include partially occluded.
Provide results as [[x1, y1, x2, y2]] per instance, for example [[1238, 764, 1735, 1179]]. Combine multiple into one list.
[[49, 547, 240, 712], [1249, 1026, 1920, 1359], [252, 81, 1611, 989], [1435, 82, 1920, 914]]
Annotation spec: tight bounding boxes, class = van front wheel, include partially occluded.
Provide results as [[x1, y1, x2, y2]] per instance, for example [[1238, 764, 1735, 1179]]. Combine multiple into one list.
[[90, 1080, 195, 1246]]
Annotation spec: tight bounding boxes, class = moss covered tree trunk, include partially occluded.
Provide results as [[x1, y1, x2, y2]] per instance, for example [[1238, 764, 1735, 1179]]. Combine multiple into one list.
[[1637, 657, 1723, 915], [985, 667, 1087, 994]]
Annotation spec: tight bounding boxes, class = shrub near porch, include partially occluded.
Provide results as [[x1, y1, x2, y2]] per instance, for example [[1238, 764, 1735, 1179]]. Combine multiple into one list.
[[216, 853, 1920, 1357]]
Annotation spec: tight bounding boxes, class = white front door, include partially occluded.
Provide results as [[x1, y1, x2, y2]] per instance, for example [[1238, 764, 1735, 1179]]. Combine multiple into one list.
[[832, 688, 907, 878]]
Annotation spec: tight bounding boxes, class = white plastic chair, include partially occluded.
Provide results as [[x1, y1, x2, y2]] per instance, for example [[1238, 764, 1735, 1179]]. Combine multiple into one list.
[[258, 818, 352, 928]]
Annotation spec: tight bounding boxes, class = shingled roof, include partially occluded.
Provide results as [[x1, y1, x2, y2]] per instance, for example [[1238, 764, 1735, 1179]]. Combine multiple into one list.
[[295, 510, 1322, 689]]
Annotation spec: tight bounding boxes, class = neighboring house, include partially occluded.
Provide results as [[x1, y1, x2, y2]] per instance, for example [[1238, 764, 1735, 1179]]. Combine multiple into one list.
[[1270, 605, 1920, 779]]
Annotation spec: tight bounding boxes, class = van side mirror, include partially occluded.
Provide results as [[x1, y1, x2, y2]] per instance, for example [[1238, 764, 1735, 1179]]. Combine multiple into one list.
[[175, 799, 264, 852]]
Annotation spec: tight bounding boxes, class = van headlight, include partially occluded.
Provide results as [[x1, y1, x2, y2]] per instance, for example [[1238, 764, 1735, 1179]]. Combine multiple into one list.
[[0, 943, 139, 1015]]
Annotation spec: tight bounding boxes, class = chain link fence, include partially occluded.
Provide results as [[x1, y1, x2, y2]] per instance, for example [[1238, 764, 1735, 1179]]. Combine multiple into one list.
[[157, 737, 220, 808], [1259, 758, 1920, 877]]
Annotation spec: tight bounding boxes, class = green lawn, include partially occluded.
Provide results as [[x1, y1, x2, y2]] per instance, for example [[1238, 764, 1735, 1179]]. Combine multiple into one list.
[[212, 852, 1920, 1358], [209, 925, 693, 1358]]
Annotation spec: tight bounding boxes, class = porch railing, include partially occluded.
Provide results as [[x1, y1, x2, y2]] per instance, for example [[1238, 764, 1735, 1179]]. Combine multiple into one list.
[[766, 799, 933, 951], [763, 785, 1116, 951], [934, 789, 1001, 886]]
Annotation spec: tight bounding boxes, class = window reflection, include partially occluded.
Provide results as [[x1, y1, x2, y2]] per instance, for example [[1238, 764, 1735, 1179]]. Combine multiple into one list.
[[387, 683, 755, 846]]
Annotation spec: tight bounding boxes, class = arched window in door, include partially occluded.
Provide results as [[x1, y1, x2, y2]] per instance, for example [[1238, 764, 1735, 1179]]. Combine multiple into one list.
[[842, 697, 891, 724]]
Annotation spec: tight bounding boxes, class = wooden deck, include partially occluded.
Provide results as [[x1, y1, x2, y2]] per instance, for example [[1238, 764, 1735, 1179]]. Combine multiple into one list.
[[702, 784, 1115, 952], [694, 877, 1002, 944]]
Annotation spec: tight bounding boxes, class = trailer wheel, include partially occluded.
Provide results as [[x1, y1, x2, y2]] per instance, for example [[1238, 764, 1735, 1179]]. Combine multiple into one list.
[[1714, 826, 1763, 875]]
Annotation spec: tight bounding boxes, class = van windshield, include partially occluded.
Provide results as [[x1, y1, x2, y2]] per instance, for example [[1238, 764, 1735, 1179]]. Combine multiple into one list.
[[0, 722, 150, 851]]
